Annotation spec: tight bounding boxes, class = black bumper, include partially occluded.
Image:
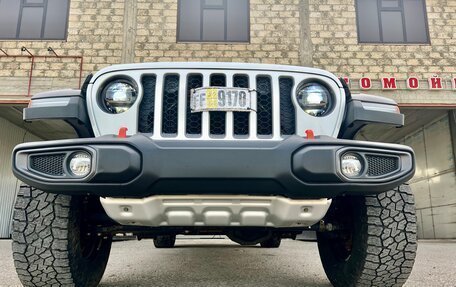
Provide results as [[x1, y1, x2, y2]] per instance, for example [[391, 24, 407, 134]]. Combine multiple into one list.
[[12, 135, 415, 199]]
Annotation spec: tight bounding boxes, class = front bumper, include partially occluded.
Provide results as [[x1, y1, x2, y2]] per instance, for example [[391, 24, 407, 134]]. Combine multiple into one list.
[[12, 134, 415, 199]]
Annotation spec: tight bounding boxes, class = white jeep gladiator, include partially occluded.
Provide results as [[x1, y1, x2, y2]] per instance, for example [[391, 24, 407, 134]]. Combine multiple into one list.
[[12, 62, 416, 287]]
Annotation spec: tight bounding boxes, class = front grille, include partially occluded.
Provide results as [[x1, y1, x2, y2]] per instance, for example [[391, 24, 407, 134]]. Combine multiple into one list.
[[30, 154, 65, 176], [366, 155, 399, 177], [137, 71, 296, 139]]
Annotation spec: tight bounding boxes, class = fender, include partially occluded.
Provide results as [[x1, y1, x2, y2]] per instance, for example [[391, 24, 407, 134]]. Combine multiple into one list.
[[23, 75, 94, 138], [339, 93, 404, 139]]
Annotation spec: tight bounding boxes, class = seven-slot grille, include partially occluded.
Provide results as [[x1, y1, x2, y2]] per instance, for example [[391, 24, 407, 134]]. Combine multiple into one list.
[[138, 72, 296, 139]]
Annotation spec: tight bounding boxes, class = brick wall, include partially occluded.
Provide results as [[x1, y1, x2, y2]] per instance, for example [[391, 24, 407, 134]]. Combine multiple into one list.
[[0, 0, 125, 96], [0, 0, 302, 98], [0, 0, 454, 104], [134, 0, 301, 64], [309, 0, 456, 88]]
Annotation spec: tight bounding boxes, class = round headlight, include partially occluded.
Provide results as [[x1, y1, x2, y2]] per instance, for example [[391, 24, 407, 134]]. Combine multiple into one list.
[[341, 153, 363, 178], [69, 152, 92, 177], [101, 80, 137, 113], [296, 83, 331, 116]]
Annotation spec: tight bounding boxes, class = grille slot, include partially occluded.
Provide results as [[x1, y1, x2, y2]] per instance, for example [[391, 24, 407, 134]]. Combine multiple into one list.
[[279, 77, 295, 135], [138, 75, 156, 133], [233, 75, 250, 135], [209, 74, 226, 135], [30, 154, 65, 176], [256, 76, 273, 136], [366, 155, 399, 177], [162, 75, 179, 135], [186, 74, 203, 135]]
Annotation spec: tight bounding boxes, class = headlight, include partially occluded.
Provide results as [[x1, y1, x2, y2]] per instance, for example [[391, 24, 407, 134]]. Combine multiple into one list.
[[296, 82, 331, 116], [69, 152, 92, 177], [341, 153, 363, 178], [101, 80, 137, 113]]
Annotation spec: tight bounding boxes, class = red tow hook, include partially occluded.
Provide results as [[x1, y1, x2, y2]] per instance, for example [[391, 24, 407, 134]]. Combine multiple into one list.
[[118, 127, 128, 138], [305, 129, 315, 139]]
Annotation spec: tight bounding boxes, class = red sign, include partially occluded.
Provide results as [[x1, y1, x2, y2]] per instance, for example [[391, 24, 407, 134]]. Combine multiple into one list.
[[342, 77, 350, 86], [341, 76, 450, 90], [428, 76, 443, 90], [359, 77, 372, 90], [407, 77, 420, 89], [381, 77, 397, 90]]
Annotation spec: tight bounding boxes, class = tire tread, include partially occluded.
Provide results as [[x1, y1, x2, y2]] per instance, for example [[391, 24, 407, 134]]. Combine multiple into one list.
[[318, 184, 417, 287], [12, 186, 73, 286], [12, 185, 111, 287], [358, 185, 417, 286]]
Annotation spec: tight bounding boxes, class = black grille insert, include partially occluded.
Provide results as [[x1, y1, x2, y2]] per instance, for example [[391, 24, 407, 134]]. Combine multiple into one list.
[[186, 74, 203, 135], [30, 154, 65, 176], [279, 77, 295, 135], [233, 75, 250, 135], [256, 76, 273, 135], [366, 155, 399, 177], [162, 75, 179, 135], [139, 75, 156, 133], [210, 74, 226, 135]]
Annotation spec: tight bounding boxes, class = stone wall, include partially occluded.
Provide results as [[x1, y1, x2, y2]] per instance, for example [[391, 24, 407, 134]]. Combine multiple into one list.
[[309, 0, 455, 85], [0, 0, 302, 98], [133, 0, 301, 64], [0, 0, 454, 104], [0, 0, 125, 97]]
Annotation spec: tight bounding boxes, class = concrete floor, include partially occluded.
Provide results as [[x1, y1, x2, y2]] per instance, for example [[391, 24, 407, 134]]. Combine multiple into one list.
[[0, 239, 455, 287]]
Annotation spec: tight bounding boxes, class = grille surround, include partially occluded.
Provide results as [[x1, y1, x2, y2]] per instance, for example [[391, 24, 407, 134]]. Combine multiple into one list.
[[89, 63, 347, 139], [29, 154, 66, 176]]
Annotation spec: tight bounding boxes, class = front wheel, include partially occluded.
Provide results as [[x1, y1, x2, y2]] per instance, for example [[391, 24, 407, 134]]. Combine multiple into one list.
[[12, 186, 112, 287], [317, 185, 417, 287]]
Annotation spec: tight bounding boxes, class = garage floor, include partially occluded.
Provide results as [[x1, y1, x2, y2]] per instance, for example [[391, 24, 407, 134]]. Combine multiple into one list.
[[1, 238, 455, 286]]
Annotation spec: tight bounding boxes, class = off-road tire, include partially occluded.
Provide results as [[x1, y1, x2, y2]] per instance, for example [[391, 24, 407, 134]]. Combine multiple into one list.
[[12, 186, 112, 287], [317, 184, 417, 287], [260, 236, 281, 248], [153, 235, 176, 248]]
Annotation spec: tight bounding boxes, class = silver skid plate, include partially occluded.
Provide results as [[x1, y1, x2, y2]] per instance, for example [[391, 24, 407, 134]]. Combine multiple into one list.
[[100, 195, 331, 228]]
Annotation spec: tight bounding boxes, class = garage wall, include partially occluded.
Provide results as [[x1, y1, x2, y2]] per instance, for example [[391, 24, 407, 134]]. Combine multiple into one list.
[[404, 115, 456, 239], [0, 117, 41, 238]]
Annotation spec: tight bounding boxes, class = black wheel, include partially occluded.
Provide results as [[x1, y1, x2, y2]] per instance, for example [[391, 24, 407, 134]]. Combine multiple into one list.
[[153, 235, 176, 248], [317, 185, 417, 287], [260, 235, 281, 248], [12, 186, 112, 287]]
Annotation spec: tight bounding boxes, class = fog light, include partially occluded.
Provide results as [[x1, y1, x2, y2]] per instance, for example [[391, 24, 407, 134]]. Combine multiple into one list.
[[341, 153, 363, 177], [69, 152, 91, 177]]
